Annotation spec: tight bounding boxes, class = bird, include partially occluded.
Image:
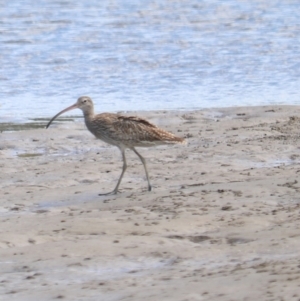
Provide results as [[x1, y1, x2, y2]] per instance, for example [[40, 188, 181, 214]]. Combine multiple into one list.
[[46, 96, 186, 195]]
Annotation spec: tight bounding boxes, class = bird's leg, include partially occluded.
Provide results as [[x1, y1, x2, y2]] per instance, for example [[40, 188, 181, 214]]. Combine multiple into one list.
[[132, 148, 152, 191], [99, 149, 127, 195]]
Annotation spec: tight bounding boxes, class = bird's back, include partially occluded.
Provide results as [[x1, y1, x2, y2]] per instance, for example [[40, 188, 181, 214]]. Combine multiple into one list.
[[84, 113, 185, 148]]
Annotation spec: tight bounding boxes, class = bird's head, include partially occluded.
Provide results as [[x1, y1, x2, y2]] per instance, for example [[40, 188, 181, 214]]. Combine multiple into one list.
[[76, 96, 94, 113], [46, 96, 94, 129]]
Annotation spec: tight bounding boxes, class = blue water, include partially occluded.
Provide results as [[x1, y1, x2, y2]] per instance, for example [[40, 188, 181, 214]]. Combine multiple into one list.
[[1, 0, 300, 122]]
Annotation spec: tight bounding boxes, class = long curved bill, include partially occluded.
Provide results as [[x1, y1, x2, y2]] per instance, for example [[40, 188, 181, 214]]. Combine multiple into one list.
[[46, 103, 78, 129]]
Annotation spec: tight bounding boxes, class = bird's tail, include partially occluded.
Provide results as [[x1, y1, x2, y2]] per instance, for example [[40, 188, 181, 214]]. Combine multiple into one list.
[[169, 136, 186, 144]]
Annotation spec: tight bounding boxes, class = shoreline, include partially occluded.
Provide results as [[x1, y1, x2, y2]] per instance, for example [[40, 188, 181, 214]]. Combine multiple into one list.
[[1, 104, 299, 132], [1, 104, 300, 300]]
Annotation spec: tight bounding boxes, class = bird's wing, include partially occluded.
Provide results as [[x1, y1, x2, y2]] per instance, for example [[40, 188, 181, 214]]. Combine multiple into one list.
[[113, 115, 182, 144], [89, 113, 184, 146], [117, 116, 157, 128]]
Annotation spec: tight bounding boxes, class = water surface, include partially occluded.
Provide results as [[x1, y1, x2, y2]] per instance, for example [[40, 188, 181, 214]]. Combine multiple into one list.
[[1, 0, 300, 122]]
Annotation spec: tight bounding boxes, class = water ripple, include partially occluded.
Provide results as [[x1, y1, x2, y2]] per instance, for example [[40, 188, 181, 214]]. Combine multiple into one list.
[[1, 0, 300, 122]]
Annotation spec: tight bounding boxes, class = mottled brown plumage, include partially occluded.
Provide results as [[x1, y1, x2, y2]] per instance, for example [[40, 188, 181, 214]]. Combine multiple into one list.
[[46, 96, 185, 194]]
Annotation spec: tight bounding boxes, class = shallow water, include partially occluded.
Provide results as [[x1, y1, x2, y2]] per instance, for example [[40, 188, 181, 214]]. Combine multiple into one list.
[[1, 0, 300, 122]]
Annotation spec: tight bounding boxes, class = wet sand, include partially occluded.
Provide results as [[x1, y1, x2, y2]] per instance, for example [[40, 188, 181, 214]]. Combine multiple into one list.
[[1, 106, 300, 301]]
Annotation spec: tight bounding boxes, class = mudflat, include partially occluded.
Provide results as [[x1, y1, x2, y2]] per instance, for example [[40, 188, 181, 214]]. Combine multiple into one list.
[[1, 106, 300, 301]]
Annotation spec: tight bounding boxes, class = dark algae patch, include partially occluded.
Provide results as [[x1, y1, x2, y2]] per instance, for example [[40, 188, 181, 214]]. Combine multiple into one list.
[[0, 116, 80, 132], [0, 122, 46, 132], [17, 153, 43, 158]]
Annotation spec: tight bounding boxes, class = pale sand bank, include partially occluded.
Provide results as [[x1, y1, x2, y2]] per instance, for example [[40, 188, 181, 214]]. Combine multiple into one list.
[[1, 106, 300, 301]]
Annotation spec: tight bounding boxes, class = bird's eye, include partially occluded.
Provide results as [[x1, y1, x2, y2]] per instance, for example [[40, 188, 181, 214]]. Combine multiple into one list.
[[83, 100, 87, 103]]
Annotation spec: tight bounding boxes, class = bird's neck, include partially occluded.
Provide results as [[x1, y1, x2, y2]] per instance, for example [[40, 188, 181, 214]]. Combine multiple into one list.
[[83, 108, 95, 121]]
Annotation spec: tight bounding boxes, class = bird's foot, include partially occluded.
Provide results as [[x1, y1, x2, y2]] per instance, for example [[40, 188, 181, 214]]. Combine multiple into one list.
[[148, 185, 152, 192], [98, 189, 119, 196]]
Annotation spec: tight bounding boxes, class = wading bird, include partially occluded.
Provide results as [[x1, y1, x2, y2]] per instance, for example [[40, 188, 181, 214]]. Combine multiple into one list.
[[46, 96, 185, 195]]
